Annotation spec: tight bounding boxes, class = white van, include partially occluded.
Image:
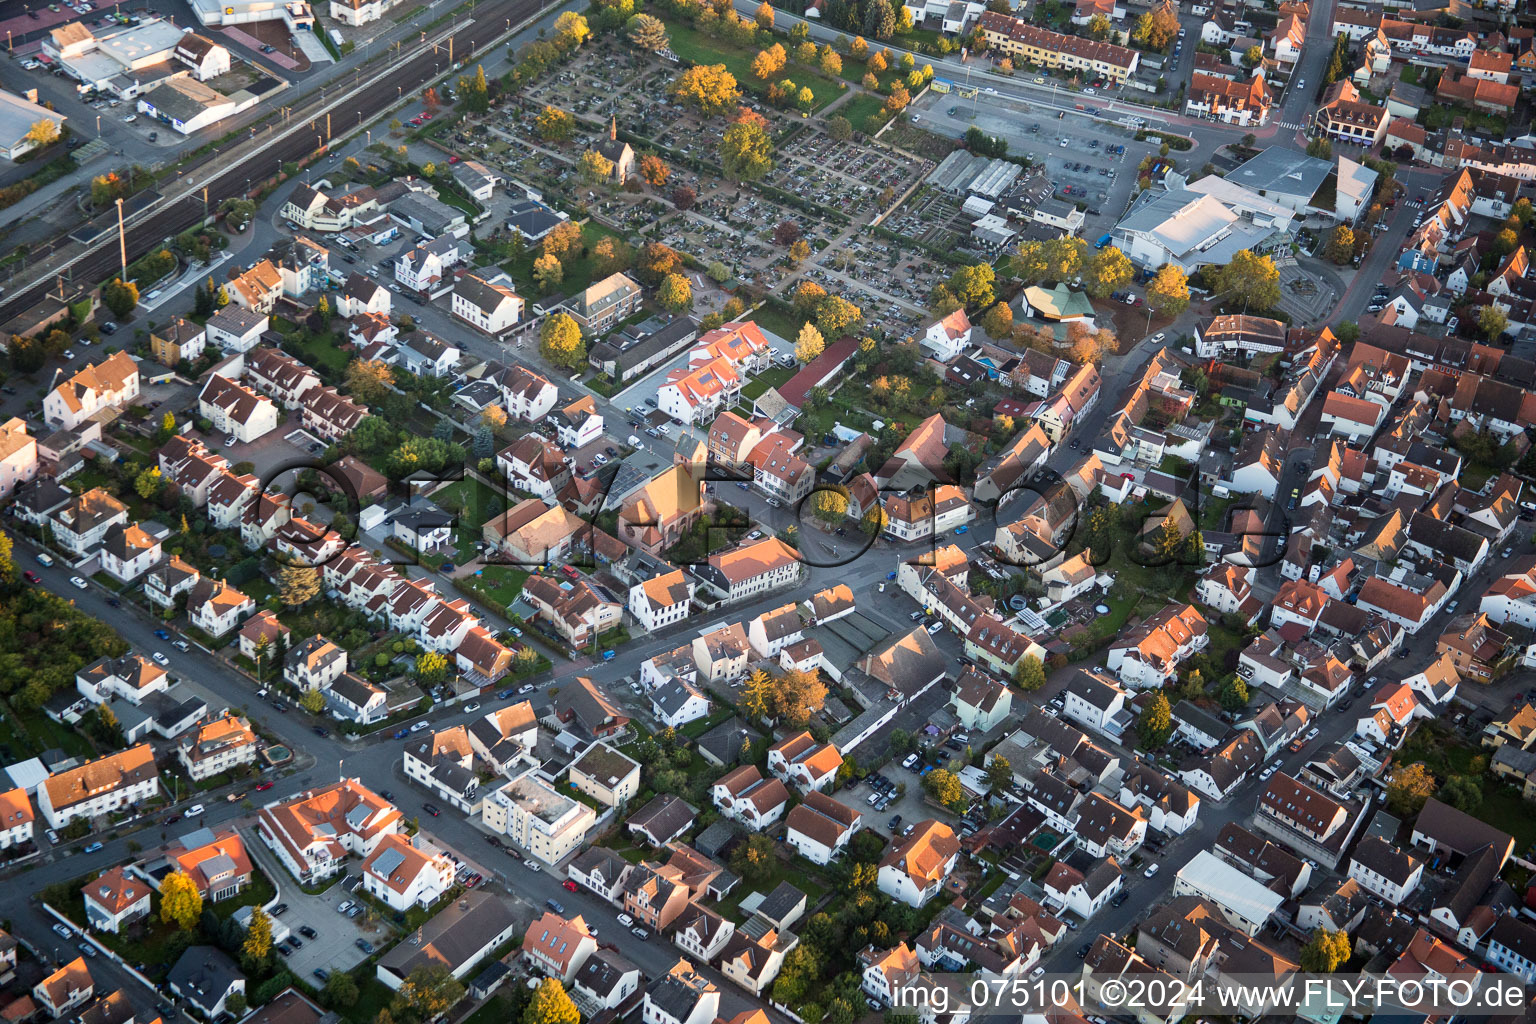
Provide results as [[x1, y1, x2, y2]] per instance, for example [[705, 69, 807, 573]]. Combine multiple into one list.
[[627, 434, 642, 446], [34, 552, 53, 567]]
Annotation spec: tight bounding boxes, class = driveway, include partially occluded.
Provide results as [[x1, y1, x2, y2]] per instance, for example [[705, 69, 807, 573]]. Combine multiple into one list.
[[255, 860, 391, 980]]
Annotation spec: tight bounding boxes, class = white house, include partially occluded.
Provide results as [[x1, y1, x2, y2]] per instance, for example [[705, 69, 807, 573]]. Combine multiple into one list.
[[37, 745, 160, 830], [629, 569, 694, 633], [922, 308, 971, 362], [83, 866, 151, 934], [784, 790, 863, 865], [43, 351, 140, 430], [453, 273, 524, 334], [950, 668, 1013, 733], [711, 765, 790, 829], [877, 820, 959, 907], [361, 834, 455, 911], [766, 732, 841, 792], [1347, 836, 1424, 905], [198, 375, 279, 442], [651, 680, 711, 729], [1061, 670, 1128, 736]]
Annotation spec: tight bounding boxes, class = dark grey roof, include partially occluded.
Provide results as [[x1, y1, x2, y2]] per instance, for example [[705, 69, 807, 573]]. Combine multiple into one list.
[[696, 717, 762, 766], [645, 968, 713, 1021], [167, 946, 244, 1010], [378, 891, 517, 979], [693, 819, 741, 860], [652, 680, 703, 718], [755, 880, 806, 924], [625, 793, 696, 845], [575, 947, 641, 999]]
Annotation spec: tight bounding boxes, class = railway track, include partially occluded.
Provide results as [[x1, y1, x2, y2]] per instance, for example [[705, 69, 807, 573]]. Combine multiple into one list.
[[0, 0, 543, 324]]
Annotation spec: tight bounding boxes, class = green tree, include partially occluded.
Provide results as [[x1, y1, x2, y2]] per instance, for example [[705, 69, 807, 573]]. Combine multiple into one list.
[[523, 978, 579, 1024], [242, 906, 273, 965], [1136, 691, 1173, 749], [796, 322, 825, 363], [0, 529, 14, 586], [1218, 675, 1249, 711], [134, 465, 164, 499], [949, 263, 996, 308], [532, 253, 564, 293], [535, 106, 574, 142], [1209, 249, 1281, 312], [672, 64, 741, 115], [810, 488, 848, 525], [985, 756, 1013, 793], [1324, 225, 1355, 264], [102, 278, 139, 319], [1242, 44, 1262, 67], [1085, 246, 1134, 299], [24, 119, 59, 148], [1479, 304, 1509, 341], [279, 564, 320, 606], [416, 651, 449, 683], [539, 313, 586, 369], [346, 359, 394, 404], [627, 12, 669, 51], [1298, 928, 1352, 973], [1014, 654, 1046, 691], [160, 870, 203, 930], [551, 10, 591, 49], [923, 767, 965, 809], [458, 64, 490, 112], [577, 148, 616, 184], [1386, 763, 1437, 816], [816, 295, 863, 336], [657, 273, 693, 312], [392, 964, 466, 1022], [1440, 774, 1482, 813], [1306, 136, 1333, 160], [720, 117, 774, 180], [1146, 264, 1190, 316], [300, 689, 326, 714], [323, 971, 361, 1008]]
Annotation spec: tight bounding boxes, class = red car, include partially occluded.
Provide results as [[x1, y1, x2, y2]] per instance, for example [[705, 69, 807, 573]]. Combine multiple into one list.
[[563, 880, 578, 892], [448, 155, 461, 164], [22, 570, 39, 583], [255, 782, 274, 791], [421, 112, 433, 120]]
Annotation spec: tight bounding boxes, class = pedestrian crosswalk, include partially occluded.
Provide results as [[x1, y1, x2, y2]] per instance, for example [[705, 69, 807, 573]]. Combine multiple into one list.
[[1275, 120, 1307, 131]]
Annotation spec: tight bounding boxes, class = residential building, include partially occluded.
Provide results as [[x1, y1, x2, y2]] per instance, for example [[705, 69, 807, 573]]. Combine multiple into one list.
[[523, 910, 598, 983], [36, 744, 158, 830], [33, 958, 92, 1018], [483, 770, 597, 865], [976, 11, 1140, 82], [43, 351, 139, 430], [177, 713, 258, 781], [256, 778, 403, 884], [82, 866, 150, 934], [567, 273, 642, 334], [569, 743, 641, 808], [198, 375, 279, 442], [785, 790, 863, 864], [362, 833, 455, 911], [878, 820, 959, 907]]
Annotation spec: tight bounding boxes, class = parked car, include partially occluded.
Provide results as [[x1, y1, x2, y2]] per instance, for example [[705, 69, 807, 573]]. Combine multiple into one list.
[[299, 926, 317, 939], [423, 803, 441, 816], [83, 842, 103, 853], [563, 880, 578, 892], [183, 804, 205, 818]]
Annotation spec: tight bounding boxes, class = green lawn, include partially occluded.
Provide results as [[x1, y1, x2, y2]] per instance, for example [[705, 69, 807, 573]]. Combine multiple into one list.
[[664, 17, 848, 112], [741, 365, 795, 401], [273, 318, 348, 376], [464, 565, 530, 606], [841, 92, 893, 134], [751, 299, 808, 342], [498, 221, 625, 302], [431, 477, 507, 526]]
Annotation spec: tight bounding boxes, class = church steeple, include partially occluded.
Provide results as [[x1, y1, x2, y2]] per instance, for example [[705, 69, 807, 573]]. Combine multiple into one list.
[[610, 115, 617, 141]]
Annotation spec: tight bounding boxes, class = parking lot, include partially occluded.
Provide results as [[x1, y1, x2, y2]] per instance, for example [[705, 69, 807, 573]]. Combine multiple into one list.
[[908, 92, 1156, 234]]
